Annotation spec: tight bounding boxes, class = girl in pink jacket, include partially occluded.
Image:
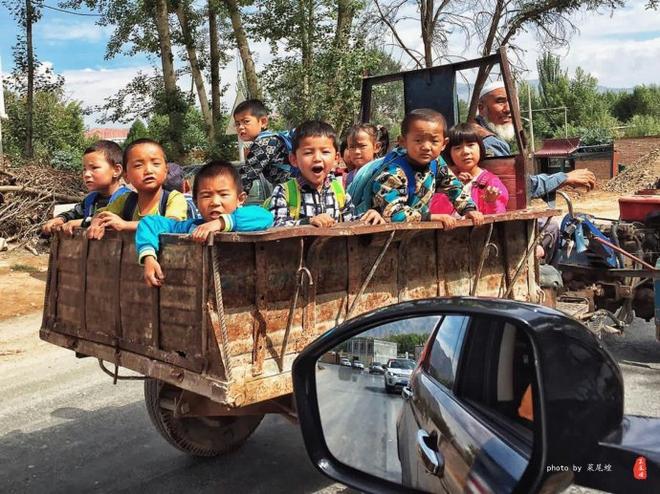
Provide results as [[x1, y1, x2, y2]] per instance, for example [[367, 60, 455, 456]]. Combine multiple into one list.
[[430, 123, 508, 215]]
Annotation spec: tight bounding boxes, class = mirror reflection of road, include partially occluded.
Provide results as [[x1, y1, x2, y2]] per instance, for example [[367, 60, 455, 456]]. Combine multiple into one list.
[[316, 364, 403, 483]]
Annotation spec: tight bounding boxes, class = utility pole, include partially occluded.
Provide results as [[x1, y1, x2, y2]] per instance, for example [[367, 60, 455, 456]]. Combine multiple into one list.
[[25, 0, 34, 158], [0, 56, 6, 168], [527, 83, 535, 154]]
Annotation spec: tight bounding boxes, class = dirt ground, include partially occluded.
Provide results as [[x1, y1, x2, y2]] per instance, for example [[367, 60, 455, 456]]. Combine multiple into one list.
[[0, 187, 628, 324]]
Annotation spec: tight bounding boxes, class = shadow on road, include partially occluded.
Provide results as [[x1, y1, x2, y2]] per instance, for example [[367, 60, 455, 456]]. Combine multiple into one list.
[[0, 399, 344, 494]]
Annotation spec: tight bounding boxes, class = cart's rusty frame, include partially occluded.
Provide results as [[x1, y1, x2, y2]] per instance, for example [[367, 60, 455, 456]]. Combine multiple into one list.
[[41, 210, 556, 414]]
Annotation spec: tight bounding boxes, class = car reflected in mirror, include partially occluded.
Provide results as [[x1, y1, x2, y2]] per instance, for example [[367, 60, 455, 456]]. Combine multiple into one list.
[[316, 316, 439, 483]]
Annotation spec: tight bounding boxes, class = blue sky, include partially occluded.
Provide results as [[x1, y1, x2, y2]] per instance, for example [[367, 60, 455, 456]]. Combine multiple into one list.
[[2, 2, 659, 127]]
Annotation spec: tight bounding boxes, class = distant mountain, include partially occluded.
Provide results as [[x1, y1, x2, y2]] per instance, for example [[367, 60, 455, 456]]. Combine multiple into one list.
[[455, 80, 632, 102]]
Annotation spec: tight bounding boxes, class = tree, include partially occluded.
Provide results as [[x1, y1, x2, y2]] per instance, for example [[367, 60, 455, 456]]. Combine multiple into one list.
[[520, 53, 620, 146], [2, 0, 65, 158], [385, 333, 428, 355], [125, 119, 150, 145], [374, 0, 456, 69], [466, 0, 625, 118], [2, 87, 87, 165], [611, 85, 660, 122], [208, 0, 223, 126], [174, 0, 214, 143], [223, 0, 262, 99]]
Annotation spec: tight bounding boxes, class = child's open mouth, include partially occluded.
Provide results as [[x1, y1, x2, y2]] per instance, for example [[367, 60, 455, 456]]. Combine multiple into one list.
[[311, 164, 325, 175]]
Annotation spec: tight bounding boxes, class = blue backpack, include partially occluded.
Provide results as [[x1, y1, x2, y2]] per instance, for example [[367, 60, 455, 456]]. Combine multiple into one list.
[[257, 129, 294, 155], [347, 148, 439, 215], [82, 186, 131, 221], [257, 130, 297, 175]]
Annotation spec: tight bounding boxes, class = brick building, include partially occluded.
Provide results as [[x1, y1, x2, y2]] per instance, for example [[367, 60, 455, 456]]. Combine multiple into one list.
[[84, 128, 129, 145], [612, 136, 660, 171], [535, 138, 614, 181]]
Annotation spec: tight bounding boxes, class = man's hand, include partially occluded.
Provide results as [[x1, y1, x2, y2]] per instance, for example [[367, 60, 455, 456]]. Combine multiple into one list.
[[483, 186, 501, 203], [310, 213, 335, 228], [96, 211, 129, 232], [430, 214, 457, 230], [42, 217, 65, 235], [563, 169, 596, 191], [60, 219, 83, 236], [360, 209, 386, 225], [144, 256, 165, 287], [465, 210, 485, 226], [191, 219, 224, 244]]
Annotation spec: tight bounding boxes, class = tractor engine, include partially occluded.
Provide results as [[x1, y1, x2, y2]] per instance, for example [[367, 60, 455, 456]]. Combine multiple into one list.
[[559, 192, 659, 323]]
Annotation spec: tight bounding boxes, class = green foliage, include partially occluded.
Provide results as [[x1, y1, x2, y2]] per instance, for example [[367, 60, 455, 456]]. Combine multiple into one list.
[[264, 46, 403, 134], [611, 85, 660, 122], [125, 119, 150, 145], [624, 114, 660, 138], [521, 53, 625, 145], [2, 89, 87, 163], [146, 106, 237, 163], [385, 333, 428, 355]]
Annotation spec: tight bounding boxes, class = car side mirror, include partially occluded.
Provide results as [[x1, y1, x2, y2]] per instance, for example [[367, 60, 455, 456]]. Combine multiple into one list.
[[292, 298, 626, 494]]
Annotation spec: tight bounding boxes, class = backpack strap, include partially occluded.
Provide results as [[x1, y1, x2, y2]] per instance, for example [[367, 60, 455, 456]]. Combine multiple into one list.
[[82, 192, 98, 219], [121, 192, 139, 221], [283, 179, 301, 220], [121, 189, 170, 221], [158, 189, 171, 216], [330, 179, 346, 209]]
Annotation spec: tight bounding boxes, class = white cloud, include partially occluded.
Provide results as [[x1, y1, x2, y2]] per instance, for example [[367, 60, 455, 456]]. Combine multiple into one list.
[[39, 19, 112, 43], [61, 66, 151, 127], [368, 2, 660, 89]]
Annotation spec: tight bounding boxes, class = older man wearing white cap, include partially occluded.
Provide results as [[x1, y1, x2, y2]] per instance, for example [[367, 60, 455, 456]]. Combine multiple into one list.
[[475, 81, 514, 157], [475, 80, 596, 206]]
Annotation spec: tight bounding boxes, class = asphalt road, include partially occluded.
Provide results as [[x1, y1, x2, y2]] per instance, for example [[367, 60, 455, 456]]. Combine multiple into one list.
[[316, 364, 403, 483], [0, 313, 658, 494]]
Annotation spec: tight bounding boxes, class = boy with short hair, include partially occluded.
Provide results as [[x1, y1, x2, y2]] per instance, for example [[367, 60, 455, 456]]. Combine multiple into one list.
[[234, 99, 294, 201], [136, 160, 274, 287], [42, 140, 129, 235], [350, 108, 484, 228], [87, 138, 188, 240], [267, 120, 384, 228]]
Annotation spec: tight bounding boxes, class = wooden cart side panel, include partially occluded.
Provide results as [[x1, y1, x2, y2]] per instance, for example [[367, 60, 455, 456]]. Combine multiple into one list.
[[42, 214, 550, 409], [120, 239, 156, 348], [84, 237, 122, 344], [222, 220, 538, 407], [54, 236, 84, 334], [158, 242, 204, 358]]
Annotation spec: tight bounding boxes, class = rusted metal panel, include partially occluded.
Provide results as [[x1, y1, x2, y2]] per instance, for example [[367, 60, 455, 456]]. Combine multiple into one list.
[[42, 211, 556, 410]]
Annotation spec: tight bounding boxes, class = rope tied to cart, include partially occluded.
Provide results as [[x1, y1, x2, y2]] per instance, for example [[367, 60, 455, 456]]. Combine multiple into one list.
[[280, 238, 313, 372], [209, 242, 234, 383]]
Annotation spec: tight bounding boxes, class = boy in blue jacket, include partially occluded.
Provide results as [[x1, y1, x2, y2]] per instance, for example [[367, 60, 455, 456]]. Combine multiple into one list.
[[136, 159, 274, 287]]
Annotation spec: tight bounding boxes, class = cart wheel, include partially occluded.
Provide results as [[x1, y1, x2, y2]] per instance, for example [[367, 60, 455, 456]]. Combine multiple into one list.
[[144, 379, 264, 457]]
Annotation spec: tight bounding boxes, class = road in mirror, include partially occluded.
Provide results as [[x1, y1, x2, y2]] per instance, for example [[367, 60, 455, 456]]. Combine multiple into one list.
[[315, 315, 440, 482]]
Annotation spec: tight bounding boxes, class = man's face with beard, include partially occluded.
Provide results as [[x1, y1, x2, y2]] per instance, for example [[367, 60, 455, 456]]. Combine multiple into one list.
[[478, 87, 515, 141]]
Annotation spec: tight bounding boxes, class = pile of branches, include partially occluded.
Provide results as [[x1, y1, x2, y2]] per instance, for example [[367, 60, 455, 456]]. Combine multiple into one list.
[[0, 164, 84, 248], [603, 147, 660, 194]]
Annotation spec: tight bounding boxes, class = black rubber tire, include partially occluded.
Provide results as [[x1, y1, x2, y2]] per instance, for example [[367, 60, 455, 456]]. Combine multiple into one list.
[[385, 382, 393, 394], [144, 379, 264, 457]]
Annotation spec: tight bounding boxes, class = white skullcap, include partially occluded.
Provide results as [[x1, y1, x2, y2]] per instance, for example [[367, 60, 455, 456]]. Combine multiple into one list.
[[479, 80, 505, 99]]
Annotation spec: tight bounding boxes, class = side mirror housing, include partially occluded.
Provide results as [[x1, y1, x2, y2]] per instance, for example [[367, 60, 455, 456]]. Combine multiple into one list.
[[293, 297, 627, 493]]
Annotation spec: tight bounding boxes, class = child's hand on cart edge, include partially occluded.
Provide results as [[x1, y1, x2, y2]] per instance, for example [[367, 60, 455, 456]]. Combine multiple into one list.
[[190, 219, 225, 244], [144, 256, 165, 287], [465, 210, 485, 226]]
